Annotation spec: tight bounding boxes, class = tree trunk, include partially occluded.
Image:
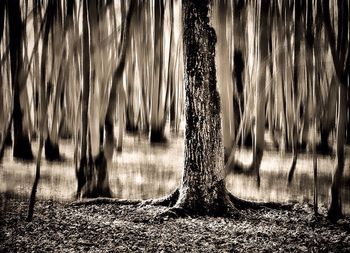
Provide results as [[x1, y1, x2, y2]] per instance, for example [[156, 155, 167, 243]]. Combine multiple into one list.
[[76, 0, 91, 196], [252, 0, 269, 185], [215, 0, 234, 159], [328, 83, 347, 221], [45, 58, 64, 161], [320, 75, 337, 152], [116, 85, 125, 152], [232, 0, 246, 145], [8, 0, 33, 160], [169, 0, 236, 216], [77, 0, 114, 198], [346, 81, 350, 144], [150, 0, 166, 143], [287, 0, 301, 183], [322, 0, 349, 222]]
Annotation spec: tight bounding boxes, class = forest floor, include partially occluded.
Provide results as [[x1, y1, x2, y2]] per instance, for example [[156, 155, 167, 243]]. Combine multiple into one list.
[[1, 194, 350, 252]]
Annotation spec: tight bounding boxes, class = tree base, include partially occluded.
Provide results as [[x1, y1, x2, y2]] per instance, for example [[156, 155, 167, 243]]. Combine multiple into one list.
[[125, 124, 139, 134], [13, 136, 33, 161], [141, 186, 294, 221], [44, 137, 61, 161], [287, 154, 298, 183], [5, 130, 12, 146], [59, 118, 73, 139], [79, 151, 113, 199], [142, 186, 240, 219], [327, 205, 343, 223], [116, 146, 123, 153], [150, 129, 167, 143], [316, 142, 333, 155]]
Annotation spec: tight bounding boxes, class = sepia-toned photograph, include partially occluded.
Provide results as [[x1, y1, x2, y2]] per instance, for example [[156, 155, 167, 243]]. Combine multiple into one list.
[[0, 0, 350, 252]]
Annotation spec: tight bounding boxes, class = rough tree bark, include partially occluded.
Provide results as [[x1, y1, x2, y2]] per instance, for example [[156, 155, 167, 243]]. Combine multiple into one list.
[[144, 0, 239, 217]]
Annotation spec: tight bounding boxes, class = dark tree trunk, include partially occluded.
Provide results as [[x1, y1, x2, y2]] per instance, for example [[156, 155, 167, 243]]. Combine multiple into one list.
[[76, 0, 91, 196], [8, 0, 33, 160], [0, 0, 5, 44], [232, 0, 246, 143], [322, 0, 349, 222], [347, 79, 350, 144], [287, 0, 302, 182], [150, 0, 166, 143]]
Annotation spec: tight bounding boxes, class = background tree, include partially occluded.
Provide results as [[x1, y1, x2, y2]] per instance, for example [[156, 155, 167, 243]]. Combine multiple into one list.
[[7, 0, 33, 160]]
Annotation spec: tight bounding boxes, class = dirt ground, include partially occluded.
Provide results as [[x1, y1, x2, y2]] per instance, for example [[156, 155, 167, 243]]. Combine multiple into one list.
[[1, 194, 350, 252]]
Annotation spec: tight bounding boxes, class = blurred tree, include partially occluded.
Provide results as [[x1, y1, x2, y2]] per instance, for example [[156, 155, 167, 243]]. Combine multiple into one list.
[[323, 0, 349, 222], [7, 0, 33, 160]]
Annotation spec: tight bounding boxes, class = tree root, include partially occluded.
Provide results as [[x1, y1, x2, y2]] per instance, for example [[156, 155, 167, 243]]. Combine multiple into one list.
[[228, 192, 295, 211], [153, 207, 190, 221], [69, 190, 295, 220], [69, 197, 141, 207], [140, 188, 179, 207]]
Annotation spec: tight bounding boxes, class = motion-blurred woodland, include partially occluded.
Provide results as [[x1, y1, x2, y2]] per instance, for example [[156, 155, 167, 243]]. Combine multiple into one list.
[[0, 0, 349, 224]]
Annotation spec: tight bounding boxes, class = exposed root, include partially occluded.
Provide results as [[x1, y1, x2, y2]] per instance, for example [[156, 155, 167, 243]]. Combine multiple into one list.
[[153, 207, 190, 222], [228, 192, 294, 210], [69, 197, 141, 207], [141, 188, 179, 207]]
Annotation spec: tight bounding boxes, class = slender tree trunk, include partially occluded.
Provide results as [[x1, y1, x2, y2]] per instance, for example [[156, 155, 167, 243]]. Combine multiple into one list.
[[252, 0, 269, 185], [76, 0, 91, 196], [346, 81, 350, 144], [27, 74, 51, 222], [320, 76, 337, 152], [328, 83, 347, 221], [215, 0, 234, 160], [150, 0, 166, 143], [232, 0, 246, 144], [322, 0, 349, 222], [8, 0, 33, 160], [32, 0, 40, 139], [0, 0, 4, 44], [45, 58, 64, 161], [287, 0, 301, 183], [104, 1, 134, 162], [116, 87, 125, 152]]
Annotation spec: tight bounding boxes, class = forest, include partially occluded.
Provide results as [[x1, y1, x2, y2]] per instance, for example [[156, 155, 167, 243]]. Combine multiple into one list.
[[1, 0, 350, 252]]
